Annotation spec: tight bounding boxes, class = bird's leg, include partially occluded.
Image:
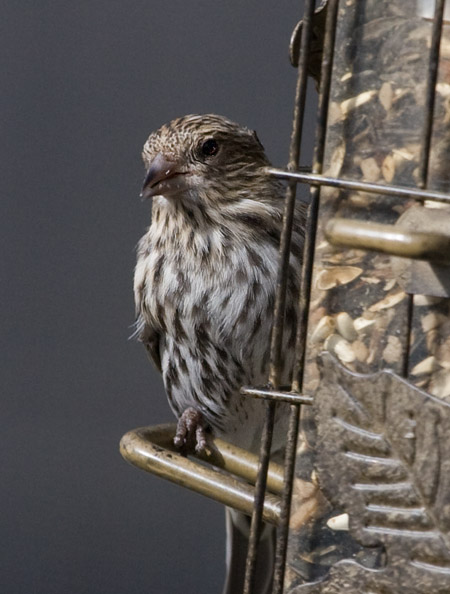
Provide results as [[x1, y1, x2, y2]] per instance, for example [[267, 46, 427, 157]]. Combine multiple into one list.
[[174, 407, 208, 453]]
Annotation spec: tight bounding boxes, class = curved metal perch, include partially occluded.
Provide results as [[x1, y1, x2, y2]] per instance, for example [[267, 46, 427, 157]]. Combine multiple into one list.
[[120, 424, 283, 525]]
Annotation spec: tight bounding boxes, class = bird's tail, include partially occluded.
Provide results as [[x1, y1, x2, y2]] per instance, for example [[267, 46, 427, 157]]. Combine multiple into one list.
[[223, 508, 276, 594]]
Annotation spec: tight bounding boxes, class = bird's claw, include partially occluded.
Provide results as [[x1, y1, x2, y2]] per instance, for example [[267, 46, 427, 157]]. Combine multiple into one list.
[[174, 407, 208, 454]]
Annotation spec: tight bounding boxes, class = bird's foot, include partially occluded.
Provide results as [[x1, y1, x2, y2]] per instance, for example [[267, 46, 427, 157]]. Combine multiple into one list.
[[174, 407, 208, 454]]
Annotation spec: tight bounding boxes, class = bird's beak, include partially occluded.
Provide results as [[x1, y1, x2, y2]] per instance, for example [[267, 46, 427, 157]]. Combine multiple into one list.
[[140, 153, 185, 199]]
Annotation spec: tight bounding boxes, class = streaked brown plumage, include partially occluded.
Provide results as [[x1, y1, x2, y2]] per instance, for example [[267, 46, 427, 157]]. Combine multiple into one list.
[[135, 114, 305, 452], [134, 114, 306, 593]]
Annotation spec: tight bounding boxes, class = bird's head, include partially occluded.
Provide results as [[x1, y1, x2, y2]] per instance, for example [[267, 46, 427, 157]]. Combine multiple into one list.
[[140, 114, 273, 205]]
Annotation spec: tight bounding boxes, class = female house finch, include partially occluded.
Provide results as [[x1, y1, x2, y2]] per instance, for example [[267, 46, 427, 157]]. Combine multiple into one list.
[[134, 114, 305, 593]]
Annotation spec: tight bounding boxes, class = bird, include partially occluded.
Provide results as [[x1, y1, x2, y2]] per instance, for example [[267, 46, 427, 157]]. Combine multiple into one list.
[[134, 114, 306, 593]]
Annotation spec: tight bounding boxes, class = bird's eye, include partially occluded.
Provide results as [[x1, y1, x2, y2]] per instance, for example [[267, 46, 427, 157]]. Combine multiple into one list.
[[201, 138, 219, 157]]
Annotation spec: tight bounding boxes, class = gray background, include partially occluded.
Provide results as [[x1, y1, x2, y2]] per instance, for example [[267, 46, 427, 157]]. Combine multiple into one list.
[[2, 1, 314, 593]]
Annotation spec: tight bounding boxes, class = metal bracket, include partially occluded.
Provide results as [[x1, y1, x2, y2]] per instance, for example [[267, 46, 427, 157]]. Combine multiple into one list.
[[325, 206, 450, 297], [324, 217, 450, 263]]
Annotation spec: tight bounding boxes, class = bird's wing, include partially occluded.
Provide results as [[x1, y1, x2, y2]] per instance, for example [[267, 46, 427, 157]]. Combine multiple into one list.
[[135, 315, 162, 373]]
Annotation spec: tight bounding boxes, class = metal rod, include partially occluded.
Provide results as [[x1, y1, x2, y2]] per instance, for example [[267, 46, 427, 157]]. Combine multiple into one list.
[[273, 2, 340, 593], [241, 386, 314, 405], [244, 1, 317, 591], [403, 0, 446, 379], [325, 218, 450, 263], [266, 168, 450, 204], [272, 403, 300, 594], [243, 400, 277, 593], [269, 0, 316, 390], [291, 0, 340, 394], [119, 424, 282, 524], [403, 294, 415, 379], [417, 0, 446, 188]]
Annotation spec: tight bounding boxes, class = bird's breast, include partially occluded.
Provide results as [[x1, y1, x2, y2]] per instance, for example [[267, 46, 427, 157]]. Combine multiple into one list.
[[137, 233, 280, 371]]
